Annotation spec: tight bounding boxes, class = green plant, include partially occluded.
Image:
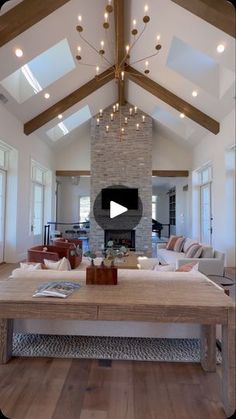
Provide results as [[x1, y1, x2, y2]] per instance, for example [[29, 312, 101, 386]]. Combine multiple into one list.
[[104, 241, 128, 265], [70, 244, 83, 257], [84, 250, 97, 264]]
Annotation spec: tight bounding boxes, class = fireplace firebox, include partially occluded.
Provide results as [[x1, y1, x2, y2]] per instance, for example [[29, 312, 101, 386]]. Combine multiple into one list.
[[104, 230, 135, 250]]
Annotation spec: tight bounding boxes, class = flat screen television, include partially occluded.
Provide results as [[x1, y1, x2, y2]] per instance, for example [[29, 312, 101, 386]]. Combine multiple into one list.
[[102, 188, 138, 210]]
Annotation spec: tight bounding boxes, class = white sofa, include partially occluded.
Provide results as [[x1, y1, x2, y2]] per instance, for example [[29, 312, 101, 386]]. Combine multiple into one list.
[[10, 267, 222, 339], [156, 238, 225, 276]]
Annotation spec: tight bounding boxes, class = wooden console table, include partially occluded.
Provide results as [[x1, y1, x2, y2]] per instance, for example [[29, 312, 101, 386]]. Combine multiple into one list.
[[0, 272, 235, 417]]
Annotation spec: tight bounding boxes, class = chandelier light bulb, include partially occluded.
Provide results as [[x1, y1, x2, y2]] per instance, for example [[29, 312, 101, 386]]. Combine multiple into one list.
[[121, 71, 125, 80], [134, 106, 138, 114], [96, 66, 100, 75], [126, 45, 130, 53], [78, 15, 82, 22], [104, 12, 109, 22], [144, 4, 149, 13], [100, 40, 104, 48], [145, 60, 149, 68], [121, 127, 125, 134], [180, 113, 185, 119], [77, 46, 81, 52], [15, 48, 23, 57], [156, 34, 161, 41], [192, 90, 198, 97], [113, 105, 116, 112], [124, 117, 128, 124], [44, 92, 50, 99], [133, 19, 137, 28], [58, 114, 63, 119], [142, 115, 146, 122], [96, 117, 100, 126], [106, 125, 109, 132], [110, 113, 114, 121], [116, 103, 119, 110], [136, 123, 140, 131], [99, 109, 103, 116], [129, 107, 133, 116]]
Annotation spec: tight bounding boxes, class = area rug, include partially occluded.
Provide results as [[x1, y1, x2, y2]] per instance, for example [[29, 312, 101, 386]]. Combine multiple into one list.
[[12, 334, 221, 363]]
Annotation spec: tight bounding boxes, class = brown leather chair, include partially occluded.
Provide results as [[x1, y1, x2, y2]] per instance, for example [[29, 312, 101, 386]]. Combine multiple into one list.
[[27, 244, 81, 269]]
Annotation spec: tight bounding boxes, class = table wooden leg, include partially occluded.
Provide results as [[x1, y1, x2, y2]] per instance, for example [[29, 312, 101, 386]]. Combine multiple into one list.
[[222, 309, 236, 418], [200, 324, 216, 372], [0, 319, 13, 364]]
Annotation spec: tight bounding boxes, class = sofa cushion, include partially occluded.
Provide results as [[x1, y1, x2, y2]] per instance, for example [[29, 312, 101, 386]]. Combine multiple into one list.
[[185, 244, 202, 258], [166, 235, 182, 250], [20, 262, 42, 271], [44, 257, 71, 271], [201, 246, 214, 258], [183, 238, 198, 253], [173, 237, 185, 252], [157, 249, 185, 266], [153, 264, 175, 272], [176, 262, 199, 272]]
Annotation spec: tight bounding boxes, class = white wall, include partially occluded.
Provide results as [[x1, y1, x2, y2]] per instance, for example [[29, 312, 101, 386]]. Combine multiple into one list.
[[54, 122, 91, 170], [0, 104, 55, 262], [191, 110, 235, 266], [152, 129, 192, 170]]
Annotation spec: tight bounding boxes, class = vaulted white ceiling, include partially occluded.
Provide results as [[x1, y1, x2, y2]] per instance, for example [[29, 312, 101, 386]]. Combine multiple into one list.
[[0, 0, 235, 148]]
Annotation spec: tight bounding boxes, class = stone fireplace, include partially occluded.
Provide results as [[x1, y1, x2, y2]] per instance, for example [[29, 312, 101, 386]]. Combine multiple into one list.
[[90, 103, 152, 255]]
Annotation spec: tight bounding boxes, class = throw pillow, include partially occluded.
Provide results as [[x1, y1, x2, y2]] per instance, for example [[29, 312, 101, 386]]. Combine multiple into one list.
[[44, 257, 71, 271], [183, 238, 198, 253], [173, 237, 185, 252], [176, 262, 199, 272], [20, 262, 42, 271], [185, 244, 203, 258], [201, 246, 214, 258], [166, 235, 182, 250], [153, 264, 175, 272]]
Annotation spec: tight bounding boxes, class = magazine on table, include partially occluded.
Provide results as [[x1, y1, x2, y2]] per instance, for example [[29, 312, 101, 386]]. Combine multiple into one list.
[[33, 281, 81, 298]]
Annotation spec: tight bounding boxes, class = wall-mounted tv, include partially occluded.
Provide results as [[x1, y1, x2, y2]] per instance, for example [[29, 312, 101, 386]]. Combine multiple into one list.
[[102, 188, 138, 210]]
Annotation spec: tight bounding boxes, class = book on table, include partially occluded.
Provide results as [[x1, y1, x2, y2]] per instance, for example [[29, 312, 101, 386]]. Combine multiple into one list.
[[33, 281, 81, 298]]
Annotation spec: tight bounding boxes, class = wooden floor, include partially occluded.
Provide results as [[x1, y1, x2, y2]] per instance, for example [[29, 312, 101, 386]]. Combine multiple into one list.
[[0, 263, 235, 419], [0, 358, 228, 419]]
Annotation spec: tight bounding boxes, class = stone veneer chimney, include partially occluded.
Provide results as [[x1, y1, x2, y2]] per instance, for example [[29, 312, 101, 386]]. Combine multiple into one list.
[[90, 103, 152, 256]]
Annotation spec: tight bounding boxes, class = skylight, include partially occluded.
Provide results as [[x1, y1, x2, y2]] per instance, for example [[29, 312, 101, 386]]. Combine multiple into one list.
[[0, 39, 75, 103], [167, 36, 220, 98], [46, 106, 92, 142]]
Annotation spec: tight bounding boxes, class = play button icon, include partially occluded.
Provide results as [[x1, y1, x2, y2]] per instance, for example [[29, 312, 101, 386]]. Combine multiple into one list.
[[110, 201, 128, 219], [93, 185, 143, 231]]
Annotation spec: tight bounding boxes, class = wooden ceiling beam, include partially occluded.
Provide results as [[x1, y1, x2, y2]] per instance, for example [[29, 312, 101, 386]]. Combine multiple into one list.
[[0, 0, 71, 47], [55, 170, 189, 177], [114, 0, 125, 105], [24, 67, 115, 135], [126, 66, 220, 134], [171, 0, 235, 38]]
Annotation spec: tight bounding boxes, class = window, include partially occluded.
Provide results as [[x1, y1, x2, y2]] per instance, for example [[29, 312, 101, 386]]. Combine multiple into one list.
[[198, 164, 213, 245], [79, 196, 90, 222], [152, 195, 157, 219]]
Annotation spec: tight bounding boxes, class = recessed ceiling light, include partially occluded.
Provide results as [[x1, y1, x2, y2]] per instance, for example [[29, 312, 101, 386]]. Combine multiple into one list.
[[44, 92, 50, 99], [217, 44, 225, 53], [192, 90, 198, 97], [15, 48, 23, 58], [156, 34, 161, 41], [58, 114, 63, 119], [180, 113, 185, 119]]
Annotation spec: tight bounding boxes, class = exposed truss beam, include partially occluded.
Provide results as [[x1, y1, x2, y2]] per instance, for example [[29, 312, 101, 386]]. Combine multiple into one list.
[[114, 0, 125, 105], [0, 0, 71, 47], [126, 66, 220, 134], [171, 0, 235, 38], [24, 67, 115, 135]]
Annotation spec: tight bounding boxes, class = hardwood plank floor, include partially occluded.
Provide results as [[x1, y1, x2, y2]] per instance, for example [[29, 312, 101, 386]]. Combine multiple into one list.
[[0, 358, 228, 419], [0, 263, 234, 419]]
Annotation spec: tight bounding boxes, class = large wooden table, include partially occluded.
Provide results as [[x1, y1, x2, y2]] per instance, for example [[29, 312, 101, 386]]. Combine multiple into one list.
[[0, 271, 235, 417]]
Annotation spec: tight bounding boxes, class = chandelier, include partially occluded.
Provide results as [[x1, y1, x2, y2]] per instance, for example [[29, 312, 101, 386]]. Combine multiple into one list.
[[75, 1, 162, 139]]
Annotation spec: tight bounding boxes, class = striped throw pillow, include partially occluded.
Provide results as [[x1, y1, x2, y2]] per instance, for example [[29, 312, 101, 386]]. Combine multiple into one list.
[[176, 262, 199, 272], [185, 244, 203, 258], [173, 237, 185, 252], [166, 235, 182, 250]]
